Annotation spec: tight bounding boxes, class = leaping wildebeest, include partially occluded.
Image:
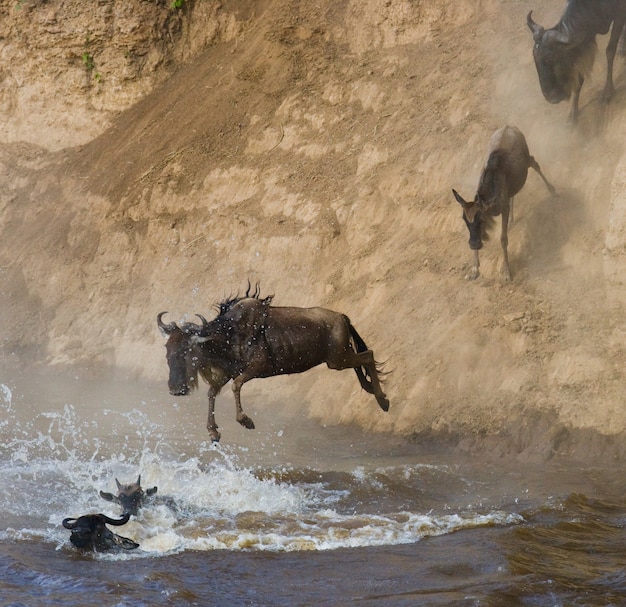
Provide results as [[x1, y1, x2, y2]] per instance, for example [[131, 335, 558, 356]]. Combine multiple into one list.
[[452, 126, 556, 282], [62, 513, 139, 553], [527, 0, 626, 122], [157, 290, 389, 443]]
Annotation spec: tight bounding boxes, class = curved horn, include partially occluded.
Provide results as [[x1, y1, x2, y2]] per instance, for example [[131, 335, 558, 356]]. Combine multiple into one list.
[[193, 314, 212, 336], [136, 475, 141, 486], [103, 513, 131, 526], [157, 312, 176, 335], [62, 517, 78, 529], [527, 11, 544, 39], [116, 478, 122, 490], [196, 314, 209, 328]]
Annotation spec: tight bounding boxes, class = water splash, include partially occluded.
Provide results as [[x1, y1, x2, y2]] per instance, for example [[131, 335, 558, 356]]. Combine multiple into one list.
[[0, 393, 523, 556], [0, 383, 12, 410]]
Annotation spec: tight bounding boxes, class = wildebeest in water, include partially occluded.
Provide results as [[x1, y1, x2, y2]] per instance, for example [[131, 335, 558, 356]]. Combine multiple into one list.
[[157, 289, 389, 442], [99, 475, 158, 516], [527, 0, 626, 122], [62, 513, 139, 553], [452, 126, 556, 282]]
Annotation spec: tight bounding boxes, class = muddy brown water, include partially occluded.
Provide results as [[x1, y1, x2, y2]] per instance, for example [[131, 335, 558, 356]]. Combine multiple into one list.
[[1, 364, 625, 606]]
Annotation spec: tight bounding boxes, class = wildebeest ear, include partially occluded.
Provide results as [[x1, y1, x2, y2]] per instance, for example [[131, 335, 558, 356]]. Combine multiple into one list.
[[190, 334, 211, 344], [100, 491, 120, 504], [452, 189, 468, 206], [545, 28, 569, 44], [146, 486, 158, 497]]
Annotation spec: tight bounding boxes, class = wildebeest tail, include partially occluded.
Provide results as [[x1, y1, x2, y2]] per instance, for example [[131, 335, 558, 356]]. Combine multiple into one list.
[[346, 319, 385, 395]]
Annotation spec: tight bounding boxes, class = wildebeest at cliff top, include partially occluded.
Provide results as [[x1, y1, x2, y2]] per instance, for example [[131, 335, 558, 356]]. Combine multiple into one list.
[[527, 0, 626, 123]]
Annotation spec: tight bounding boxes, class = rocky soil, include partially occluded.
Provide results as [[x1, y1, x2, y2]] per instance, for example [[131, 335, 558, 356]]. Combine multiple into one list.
[[1, 0, 625, 461]]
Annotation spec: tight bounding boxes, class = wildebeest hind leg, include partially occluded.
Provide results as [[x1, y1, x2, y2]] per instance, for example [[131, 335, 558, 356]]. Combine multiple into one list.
[[529, 156, 556, 196], [231, 375, 255, 430], [343, 350, 389, 412]]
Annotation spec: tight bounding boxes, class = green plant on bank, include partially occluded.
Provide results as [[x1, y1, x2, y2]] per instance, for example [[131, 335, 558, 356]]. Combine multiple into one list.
[[82, 52, 95, 71], [81, 49, 102, 83], [171, 0, 187, 8]]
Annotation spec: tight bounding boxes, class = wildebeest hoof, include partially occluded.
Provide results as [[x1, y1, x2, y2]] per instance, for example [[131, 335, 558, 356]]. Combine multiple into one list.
[[465, 269, 480, 281], [238, 415, 255, 430], [377, 396, 390, 412], [208, 427, 221, 442]]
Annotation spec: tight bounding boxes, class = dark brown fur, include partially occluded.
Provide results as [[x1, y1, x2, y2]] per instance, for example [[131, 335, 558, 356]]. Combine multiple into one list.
[[158, 291, 389, 442], [62, 513, 138, 553], [527, 0, 626, 122]]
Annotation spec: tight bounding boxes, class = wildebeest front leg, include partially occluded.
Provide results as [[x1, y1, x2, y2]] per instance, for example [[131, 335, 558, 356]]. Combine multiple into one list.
[[207, 385, 221, 443], [602, 17, 625, 102], [467, 249, 480, 281], [231, 375, 255, 430], [500, 203, 511, 282]]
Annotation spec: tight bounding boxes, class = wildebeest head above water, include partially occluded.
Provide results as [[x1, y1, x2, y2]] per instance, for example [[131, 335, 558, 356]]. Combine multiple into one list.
[[99, 475, 158, 516], [157, 289, 389, 443], [62, 513, 139, 553], [527, 0, 626, 122]]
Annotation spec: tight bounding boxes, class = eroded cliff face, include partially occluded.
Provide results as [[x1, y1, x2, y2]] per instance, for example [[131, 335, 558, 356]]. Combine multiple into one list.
[[0, 0, 242, 147], [0, 0, 625, 459]]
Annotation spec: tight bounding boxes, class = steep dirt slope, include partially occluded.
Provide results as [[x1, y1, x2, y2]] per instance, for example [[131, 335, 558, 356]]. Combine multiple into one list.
[[0, 0, 625, 460]]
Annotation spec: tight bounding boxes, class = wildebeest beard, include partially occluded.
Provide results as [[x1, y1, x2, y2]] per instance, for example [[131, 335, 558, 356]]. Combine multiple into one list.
[[463, 207, 496, 251]]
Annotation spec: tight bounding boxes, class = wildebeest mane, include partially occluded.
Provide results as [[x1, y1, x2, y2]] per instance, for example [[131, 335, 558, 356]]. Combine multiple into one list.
[[216, 282, 274, 316], [555, 0, 617, 82]]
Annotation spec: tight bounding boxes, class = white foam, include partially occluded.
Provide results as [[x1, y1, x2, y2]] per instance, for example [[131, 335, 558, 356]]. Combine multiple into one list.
[[0, 383, 12, 409], [0, 400, 524, 556]]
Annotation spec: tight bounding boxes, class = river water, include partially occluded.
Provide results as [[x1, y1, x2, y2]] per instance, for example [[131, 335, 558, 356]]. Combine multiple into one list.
[[1, 366, 625, 606]]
